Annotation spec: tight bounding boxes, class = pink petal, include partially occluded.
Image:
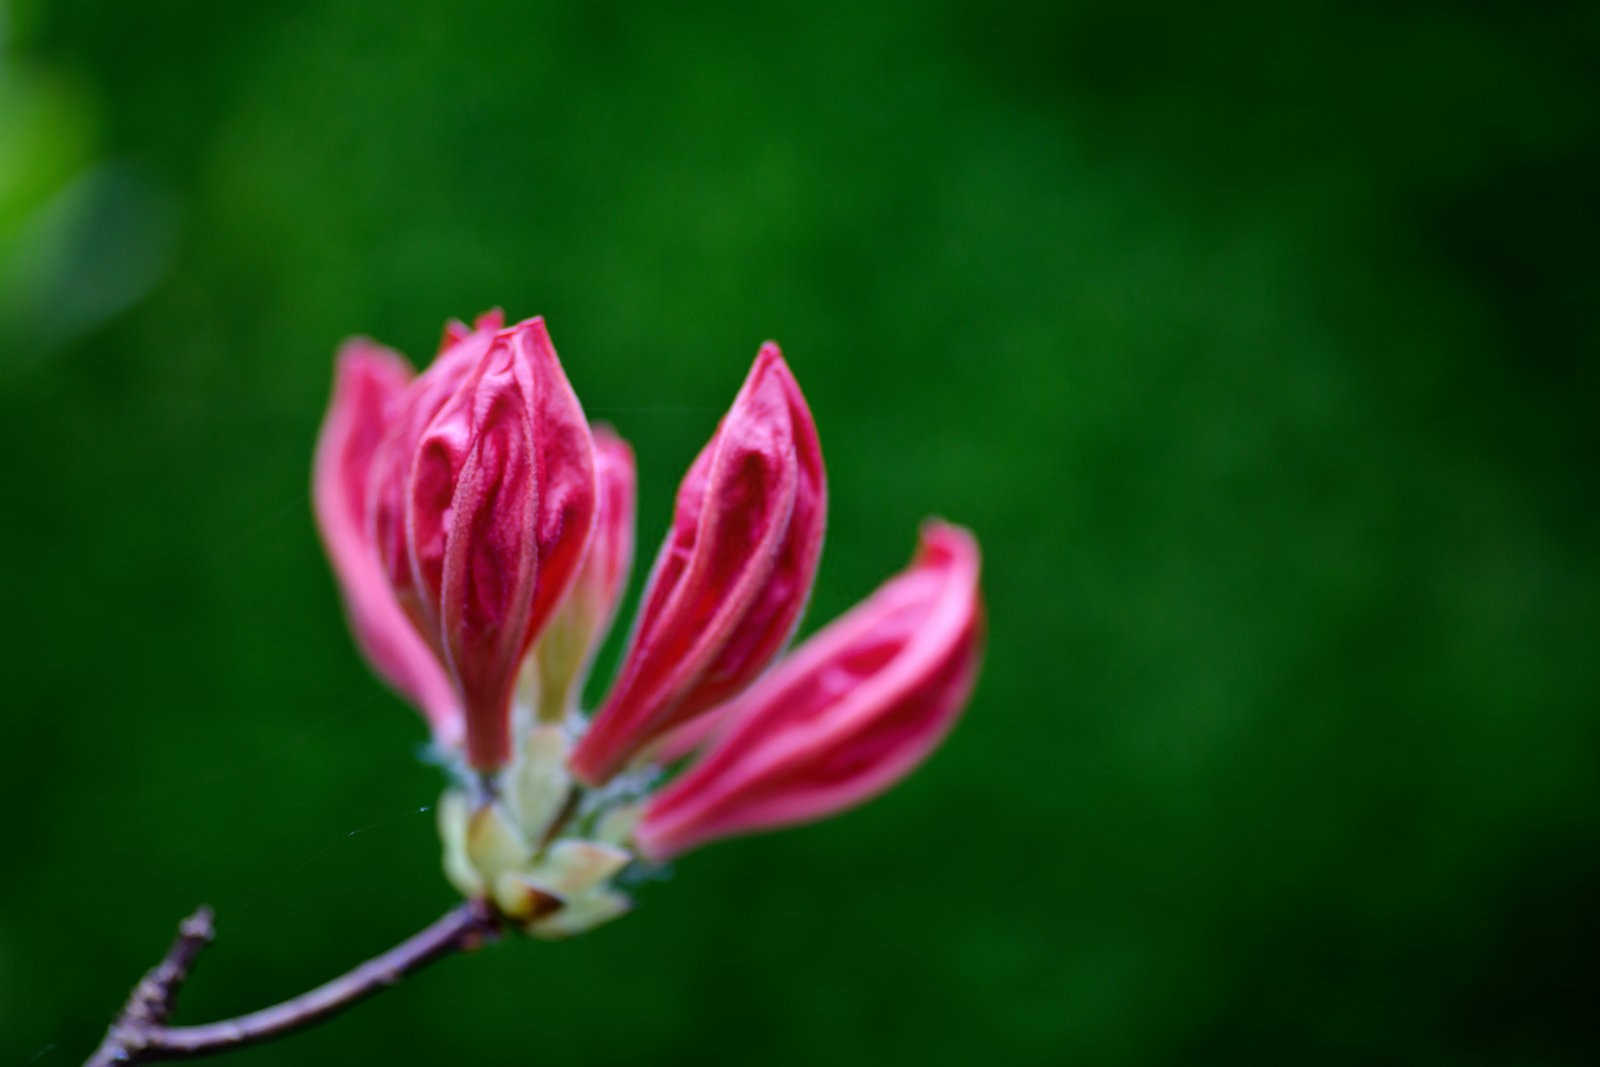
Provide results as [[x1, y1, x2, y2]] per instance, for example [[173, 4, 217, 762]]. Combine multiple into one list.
[[586, 426, 639, 642], [368, 318, 501, 642], [569, 343, 826, 784], [634, 521, 983, 860], [529, 425, 638, 717], [312, 339, 462, 743], [407, 317, 597, 769], [438, 308, 506, 355]]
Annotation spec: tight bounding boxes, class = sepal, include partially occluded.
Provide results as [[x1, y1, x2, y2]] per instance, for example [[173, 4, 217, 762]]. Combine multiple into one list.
[[438, 790, 484, 897], [510, 724, 574, 844], [527, 887, 632, 940], [465, 802, 534, 882]]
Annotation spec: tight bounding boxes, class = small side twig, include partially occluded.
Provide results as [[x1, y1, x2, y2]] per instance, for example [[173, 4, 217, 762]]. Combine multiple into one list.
[[86, 907, 216, 1066], [85, 899, 499, 1065]]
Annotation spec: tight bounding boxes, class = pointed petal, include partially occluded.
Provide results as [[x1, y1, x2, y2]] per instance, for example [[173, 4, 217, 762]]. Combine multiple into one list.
[[439, 308, 505, 355], [407, 318, 597, 768], [571, 344, 825, 783]]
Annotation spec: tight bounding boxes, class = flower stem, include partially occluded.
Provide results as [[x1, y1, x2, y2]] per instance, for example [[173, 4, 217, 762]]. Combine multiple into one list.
[[85, 899, 500, 1064]]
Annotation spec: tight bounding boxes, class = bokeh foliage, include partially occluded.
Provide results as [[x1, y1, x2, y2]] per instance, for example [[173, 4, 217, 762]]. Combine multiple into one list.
[[2, 2, 1596, 1064]]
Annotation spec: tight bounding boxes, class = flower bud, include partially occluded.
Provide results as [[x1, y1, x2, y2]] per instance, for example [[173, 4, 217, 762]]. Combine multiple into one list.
[[570, 344, 825, 784], [313, 339, 462, 743], [524, 425, 636, 721], [368, 311, 504, 645], [406, 317, 598, 769], [438, 742, 636, 939], [633, 521, 983, 861]]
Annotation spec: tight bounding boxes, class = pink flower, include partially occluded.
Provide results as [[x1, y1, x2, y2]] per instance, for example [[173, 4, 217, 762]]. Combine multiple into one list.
[[317, 316, 982, 923], [569, 343, 826, 785], [633, 521, 983, 860], [315, 313, 597, 770]]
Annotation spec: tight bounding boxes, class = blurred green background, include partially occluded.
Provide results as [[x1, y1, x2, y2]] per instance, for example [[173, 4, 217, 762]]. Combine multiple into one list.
[[2, 1, 1596, 1063]]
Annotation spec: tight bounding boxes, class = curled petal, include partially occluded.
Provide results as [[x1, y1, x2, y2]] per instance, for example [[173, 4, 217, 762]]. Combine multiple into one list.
[[634, 521, 983, 861], [570, 344, 826, 785], [312, 339, 461, 743], [407, 317, 597, 769], [528, 425, 637, 720]]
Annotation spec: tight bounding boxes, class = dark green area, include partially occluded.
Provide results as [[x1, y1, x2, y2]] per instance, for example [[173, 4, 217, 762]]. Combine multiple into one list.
[[3, 2, 1596, 1063]]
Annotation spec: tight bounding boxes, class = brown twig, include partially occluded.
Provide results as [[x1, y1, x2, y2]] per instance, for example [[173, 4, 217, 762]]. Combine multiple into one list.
[[85, 905, 217, 1066], [86, 899, 499, 1064]]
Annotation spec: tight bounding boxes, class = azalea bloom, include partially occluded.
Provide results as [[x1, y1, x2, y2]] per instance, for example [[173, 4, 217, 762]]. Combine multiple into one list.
[[317, 311, 597, 769], [314, 312, 983, 938]]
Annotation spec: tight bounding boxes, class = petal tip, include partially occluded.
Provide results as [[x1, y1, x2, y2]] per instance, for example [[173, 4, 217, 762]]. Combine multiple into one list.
[[333, 336, 408, 377], [917, 518, 980, 566]]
